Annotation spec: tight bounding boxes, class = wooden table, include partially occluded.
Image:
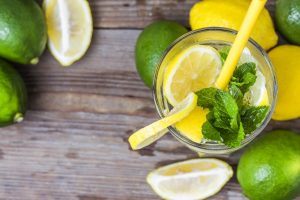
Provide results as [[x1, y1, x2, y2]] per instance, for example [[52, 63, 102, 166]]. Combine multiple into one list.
[[0, 0, 299, 199]]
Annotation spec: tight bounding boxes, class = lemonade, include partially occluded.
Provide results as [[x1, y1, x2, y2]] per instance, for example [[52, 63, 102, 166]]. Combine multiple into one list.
[[154, 28, 277, 154]]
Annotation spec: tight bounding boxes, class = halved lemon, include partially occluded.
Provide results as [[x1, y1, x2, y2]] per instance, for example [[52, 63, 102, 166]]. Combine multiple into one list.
[[147, 158, 233, 200], [128, 93, 197, 150], [44, 0, 93, 66], [164, 45, 222, 106]]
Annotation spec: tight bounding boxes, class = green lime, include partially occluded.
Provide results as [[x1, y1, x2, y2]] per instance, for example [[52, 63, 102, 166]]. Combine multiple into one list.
[[135, 20, 187, 88], [237, 130, 300, 200], [0, 59, 27, 127], [0, 0, 47, 64], [275, 0, 300, 45]]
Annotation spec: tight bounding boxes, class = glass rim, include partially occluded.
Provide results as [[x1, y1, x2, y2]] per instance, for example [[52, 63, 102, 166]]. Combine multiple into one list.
[[152, 27, 278, 154]]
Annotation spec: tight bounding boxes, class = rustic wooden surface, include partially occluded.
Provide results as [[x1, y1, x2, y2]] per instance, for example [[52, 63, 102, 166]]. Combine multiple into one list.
[[0, 0, 299, 199]]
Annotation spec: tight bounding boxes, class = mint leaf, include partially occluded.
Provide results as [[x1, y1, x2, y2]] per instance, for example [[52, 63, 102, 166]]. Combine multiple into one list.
[[241, 106, 269, 135], [202, 121, 222, 142], [231, 62, 257, 94], [196, 87, 218, 109], [219, 46, 231, 64], [229, 84, 243, 109], [233, 62, 256, 79], [195, 61, 267, 148], [222, 122, 245, 148], [206, 111, 215, 122], [214, 90, 239, 131]]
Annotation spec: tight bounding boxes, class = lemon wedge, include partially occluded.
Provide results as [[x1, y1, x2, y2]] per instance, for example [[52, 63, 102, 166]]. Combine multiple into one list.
[[128, 93, 197, 150], [44, 0, 93, 66], [147, 158, 233, 200], [164, 45, 222, 106]]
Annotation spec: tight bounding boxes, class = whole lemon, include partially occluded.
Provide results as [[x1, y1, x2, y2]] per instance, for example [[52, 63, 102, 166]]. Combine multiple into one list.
[[269, 45, 300, 121], [190, 0, 278, 50]]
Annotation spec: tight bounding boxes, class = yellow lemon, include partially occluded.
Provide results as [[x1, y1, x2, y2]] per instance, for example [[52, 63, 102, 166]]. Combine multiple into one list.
[[147, 158, 233, 200], [163, 45, 222, 142], [164, 45, 222, 106], [190, 0, 278, 50], [244, 70, 269, 107], [175, 107, 208, 143], [269, 45, 300, 121], [44, 0, 93, 66]]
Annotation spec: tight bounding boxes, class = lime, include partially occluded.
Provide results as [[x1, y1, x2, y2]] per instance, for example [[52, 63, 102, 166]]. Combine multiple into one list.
[[0, 59, 27, 127], [135, 20, 187, 88], [0, 0, 47, 64], [275, 0, 300, 45], [237, 130, 300, 200]]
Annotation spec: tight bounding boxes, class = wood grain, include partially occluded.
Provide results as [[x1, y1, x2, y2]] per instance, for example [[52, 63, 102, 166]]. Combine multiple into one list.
[[0, 0, 298, 199], [0, 29, 297, 199], [88, 0, 275, 29]]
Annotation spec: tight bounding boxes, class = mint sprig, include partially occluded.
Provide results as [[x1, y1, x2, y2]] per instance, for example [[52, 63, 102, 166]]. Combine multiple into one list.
[[214, 90, 239, 132], [241, 106, 269, 135], [228, 84, 243, 109], [196, 61, 269, 148], [230, 62, 257, 94]]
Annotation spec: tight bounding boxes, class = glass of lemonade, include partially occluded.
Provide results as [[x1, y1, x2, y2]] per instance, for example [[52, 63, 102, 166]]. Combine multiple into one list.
[[153, 27, 277, 154]]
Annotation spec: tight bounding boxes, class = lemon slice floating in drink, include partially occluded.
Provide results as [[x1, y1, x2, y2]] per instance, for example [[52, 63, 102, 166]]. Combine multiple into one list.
[[147, 158, 233, 200], [245, 70, 269, 106], [44, 0, 93, 66], [163, 45, 223, 142], [164, 45, 222, 106]]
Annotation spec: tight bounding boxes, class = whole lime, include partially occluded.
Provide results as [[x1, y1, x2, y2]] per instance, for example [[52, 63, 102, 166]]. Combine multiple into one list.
[[135, 20, 187, 88], [237, 130, 300, 200], [275, 0, 300, 45], [0, 0, 47, 64], [0, 59, 27, 127]]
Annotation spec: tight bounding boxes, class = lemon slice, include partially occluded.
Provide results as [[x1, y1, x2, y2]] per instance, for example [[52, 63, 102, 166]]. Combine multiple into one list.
[[147, 158, 233, 200], [164, 45, 222, 106], [128, 93, 197, 150], [238, 47, 257, 65], [44, 0, 93, 66], [175, 107, 208, 143], [244, 70, 269, 106], [227, 46, 269, 106]]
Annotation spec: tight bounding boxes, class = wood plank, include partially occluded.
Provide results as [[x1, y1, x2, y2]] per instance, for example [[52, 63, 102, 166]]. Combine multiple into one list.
[[88, 0, 275, 29], [0, 29, 295, 199]]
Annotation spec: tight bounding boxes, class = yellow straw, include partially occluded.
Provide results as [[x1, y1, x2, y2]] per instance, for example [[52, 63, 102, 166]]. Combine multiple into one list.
[[215, 0, 268, 89]]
